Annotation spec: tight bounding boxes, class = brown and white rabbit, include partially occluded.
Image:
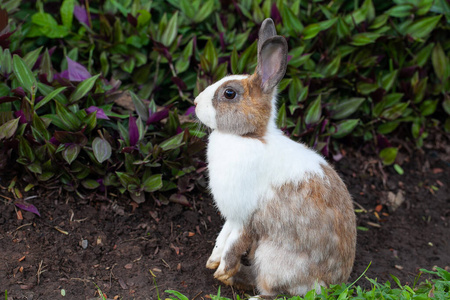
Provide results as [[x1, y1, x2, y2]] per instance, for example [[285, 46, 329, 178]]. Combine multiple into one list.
[[194, 18, 356, 298]]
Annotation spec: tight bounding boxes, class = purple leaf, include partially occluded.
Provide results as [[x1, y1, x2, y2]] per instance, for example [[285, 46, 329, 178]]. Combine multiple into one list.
[[184, 106, 196, 116], [14, 110, 28, 124], [12, 87, 26, 97], [49, 136, 61, 145], [54, 70, 70, 82], [0, 96, 20, 104], [74, 5, 89, 27], [377, 134, 391, 150], [127, 13, 137, 27], [34, 46, 56, 70], [271, 4, 282, 24], [146, 108, 169, 124], [85, 106, 110, 120], [67, 57, 91, 81], [171, 77, 187, 90], [287, 55, 293, 63], [128, 114, 139, 146], [15, 201, 41, 217]]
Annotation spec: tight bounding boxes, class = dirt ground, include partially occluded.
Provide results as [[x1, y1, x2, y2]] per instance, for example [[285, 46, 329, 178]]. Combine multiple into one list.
[[1, 133, 449, 300]]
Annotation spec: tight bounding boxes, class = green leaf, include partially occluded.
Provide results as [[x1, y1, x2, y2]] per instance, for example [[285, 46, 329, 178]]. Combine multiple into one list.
[[419, 99, 438, 116], [388, 4, 413, 18], [381, 70, 398, 91], [193, 0, 215, 23], [231, 46, 238, 74], [32, 113, 51, 141], [12, 55, 37, 95], [379, 147, 398, 165], [161, 11, 178, 47], [351, 32, 381, 46], [302, 18, 337, 40], [203, 39, 218, 72], [23, 47, 43, 69], [381, 102, 409, 120], [443, 98, 450, 115], [92, 137, 112, 164], [38, 83, 68, 104], [277, 102, 287, 128], [159, 131, 185, 151], [304, 95, 322, 125], [19, 136, 35, 162], [320, 54, 341, 77], [55, 101, 82, 131], [416, 43, 434, 67], [81, 179, 100, 189], [60, 0, 74, 28], [62, 144, 81, 165], [331, 119, 360, 138], [394, 164, 404, 175], [180, 0, 195, 19], [0, 117, 20, 140], [69, 74, 100, 103], [35, 87, 67, 110], [116, 172, 140, 188], [331, 98, 365, 120], [142, 174, 163, 192], [377, 121, 400, 134], [405, 15, 442, 39], [27, 162, 42, 174], [431, 43, 448, 82]]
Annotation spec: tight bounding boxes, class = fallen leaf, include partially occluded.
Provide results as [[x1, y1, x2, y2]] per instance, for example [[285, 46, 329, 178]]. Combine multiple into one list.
[[19, 266, 24, 272], [188, 232, 195, 237], [18, 256, 25, 262], [152, 267, 162, 272], [374, 211, 380, 220], [367, 221, 381, 228], [432, 168, 443, 174], [436, 180, 444, 187], [395, 265, 403, 270], [118, 278, 128, 290], [386, 190, 405, 212], [15, 201, 41, 216], [375, 204, 383, 212], [124, 263, 133, 269], [16, 210, 23, 220], [170, 243, 180, 255], [177, 263, 181, 271]]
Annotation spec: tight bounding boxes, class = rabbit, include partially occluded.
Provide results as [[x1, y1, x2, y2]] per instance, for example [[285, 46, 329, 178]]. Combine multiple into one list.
[[194, 18, 356, 298]]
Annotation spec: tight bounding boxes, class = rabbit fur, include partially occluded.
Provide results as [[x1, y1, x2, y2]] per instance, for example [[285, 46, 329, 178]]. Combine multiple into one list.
[[194, 18, 356, 298]]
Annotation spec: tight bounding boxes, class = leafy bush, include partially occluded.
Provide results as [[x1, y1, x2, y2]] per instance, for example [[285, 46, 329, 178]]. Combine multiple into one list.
[[0, 0, 449, 202]]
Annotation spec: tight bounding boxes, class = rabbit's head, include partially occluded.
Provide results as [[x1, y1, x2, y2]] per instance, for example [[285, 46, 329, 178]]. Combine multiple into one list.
[[194, 18, 287, 139]]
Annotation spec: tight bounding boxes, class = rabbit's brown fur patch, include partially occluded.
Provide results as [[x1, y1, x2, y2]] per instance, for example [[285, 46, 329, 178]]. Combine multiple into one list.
[[233, 165, 356, 294], [212, 74, 273, 141]]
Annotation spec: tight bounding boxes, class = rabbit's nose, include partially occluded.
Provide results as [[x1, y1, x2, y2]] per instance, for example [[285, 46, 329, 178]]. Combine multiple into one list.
[[194, 99, 198, 106]]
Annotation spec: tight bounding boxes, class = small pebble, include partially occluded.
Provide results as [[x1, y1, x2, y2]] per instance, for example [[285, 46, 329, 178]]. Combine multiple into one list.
[[81, 239, 88, 249]]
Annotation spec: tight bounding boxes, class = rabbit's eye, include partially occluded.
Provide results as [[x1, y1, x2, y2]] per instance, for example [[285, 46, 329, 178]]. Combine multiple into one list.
[[224, 89, 236, 100]]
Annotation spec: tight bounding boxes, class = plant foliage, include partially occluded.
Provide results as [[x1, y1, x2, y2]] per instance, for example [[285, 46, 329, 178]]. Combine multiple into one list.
[[0, 0, 449, 202]]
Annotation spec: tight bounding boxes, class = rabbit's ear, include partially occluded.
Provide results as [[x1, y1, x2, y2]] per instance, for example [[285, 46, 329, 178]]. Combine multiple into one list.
[[256, 36, 288, 94], [258, 18, 277, 53]]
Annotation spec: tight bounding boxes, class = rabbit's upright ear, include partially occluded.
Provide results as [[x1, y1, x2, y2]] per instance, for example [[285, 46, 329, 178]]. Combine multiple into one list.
[[258, 18, 277, 53], [256, 35, 288, 94]]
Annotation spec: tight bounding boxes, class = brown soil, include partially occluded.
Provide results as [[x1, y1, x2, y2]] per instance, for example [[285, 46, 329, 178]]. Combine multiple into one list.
[[1, 137, 449, 300]]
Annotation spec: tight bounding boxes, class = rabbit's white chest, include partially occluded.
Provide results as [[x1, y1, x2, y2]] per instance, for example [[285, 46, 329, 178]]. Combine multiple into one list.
[[207, 132, 268, 224]]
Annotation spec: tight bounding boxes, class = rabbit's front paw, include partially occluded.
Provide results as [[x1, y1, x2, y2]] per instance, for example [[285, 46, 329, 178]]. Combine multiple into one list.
[[206, 254, 221, 269], [213, 261, 239, 284]]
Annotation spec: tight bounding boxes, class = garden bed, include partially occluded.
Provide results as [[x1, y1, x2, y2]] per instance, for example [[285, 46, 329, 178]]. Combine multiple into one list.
[[1, 134, 449, 300]]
